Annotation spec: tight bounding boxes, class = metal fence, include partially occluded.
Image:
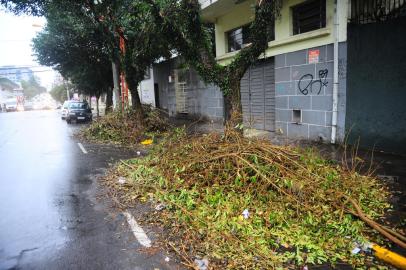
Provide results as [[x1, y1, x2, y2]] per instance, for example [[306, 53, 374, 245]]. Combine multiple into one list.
[[350, 0, 406, 24]]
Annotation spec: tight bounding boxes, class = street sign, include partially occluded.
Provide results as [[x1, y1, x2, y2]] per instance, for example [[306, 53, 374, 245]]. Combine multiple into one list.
[[308, 49, 320, 64]]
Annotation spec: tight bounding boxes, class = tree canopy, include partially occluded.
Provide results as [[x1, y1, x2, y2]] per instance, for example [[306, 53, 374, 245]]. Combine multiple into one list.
[[2, 0, 282, 123], [31, 1, 113, 104], [118, 0, 172, 110], [0, 77, 19, 91], [0, 0, 46, 16], [49, 83, 72, 103], [19, 0, 166, 113]]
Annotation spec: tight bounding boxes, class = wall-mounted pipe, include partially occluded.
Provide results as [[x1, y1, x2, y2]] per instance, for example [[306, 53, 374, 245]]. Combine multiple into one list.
[[331, 0, 340, 144]]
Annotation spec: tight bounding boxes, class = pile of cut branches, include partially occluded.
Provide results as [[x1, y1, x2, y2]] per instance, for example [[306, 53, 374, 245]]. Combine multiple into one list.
[[107, 129, 404, 269], [80, 106, 170, 145]]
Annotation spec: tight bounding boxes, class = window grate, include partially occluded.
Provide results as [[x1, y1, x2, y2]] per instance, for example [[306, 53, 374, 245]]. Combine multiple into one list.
[[292, 0, 326, 35], [350, 0, 406, 24], [226, 23, 275, 53]]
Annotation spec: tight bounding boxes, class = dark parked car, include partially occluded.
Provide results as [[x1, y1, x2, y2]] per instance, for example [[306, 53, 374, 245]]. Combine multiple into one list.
[[66, 101, 92, 124]]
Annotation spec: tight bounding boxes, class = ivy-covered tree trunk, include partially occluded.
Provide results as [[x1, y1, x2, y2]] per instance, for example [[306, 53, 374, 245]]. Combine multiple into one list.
[[126, 75, 144, 124], [96, 94, 100, 117], [129, 86, 144, 121], [146, 0, 281, 131], [223, 78, 242, 127], [130, 88, 141, 110]]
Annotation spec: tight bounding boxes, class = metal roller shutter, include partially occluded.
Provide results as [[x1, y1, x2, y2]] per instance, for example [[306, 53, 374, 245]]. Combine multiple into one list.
[[241, 58, 275, 131]]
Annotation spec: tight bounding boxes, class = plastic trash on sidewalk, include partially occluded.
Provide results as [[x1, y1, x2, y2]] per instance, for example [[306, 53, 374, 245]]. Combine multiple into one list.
[[155, 203, 166, 211], [194, 258, 209, 270], [351, 247, 361, 255], [242, 209, 250, 219], [118, 177, 126, 184], [141, 139, 153, 145]]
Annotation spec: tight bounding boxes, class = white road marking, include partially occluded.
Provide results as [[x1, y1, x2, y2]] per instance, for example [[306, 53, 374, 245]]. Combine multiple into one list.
[[77, 143, 88, 154], [123, 211, 152, 247]]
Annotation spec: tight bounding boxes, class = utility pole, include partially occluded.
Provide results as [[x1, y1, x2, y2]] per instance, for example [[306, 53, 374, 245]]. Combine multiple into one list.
[[66, 86, 70, 100], [118, 30, 129, 111], [111, 60, 121, 110], [63, 80, 70, 100]]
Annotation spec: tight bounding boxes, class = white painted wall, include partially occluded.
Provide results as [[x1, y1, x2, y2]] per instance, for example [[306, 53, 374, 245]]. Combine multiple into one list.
[[138, 67, 156, 107]]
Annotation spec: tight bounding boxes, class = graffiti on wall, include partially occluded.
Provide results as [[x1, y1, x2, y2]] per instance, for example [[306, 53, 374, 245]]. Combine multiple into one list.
[[298, 69, 328, 95]]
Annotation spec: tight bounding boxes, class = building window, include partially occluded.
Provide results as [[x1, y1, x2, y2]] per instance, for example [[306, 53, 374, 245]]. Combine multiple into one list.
[[227, 23, 274, 53], [227, 26, 247, 52], [292, 0, 326, 35]]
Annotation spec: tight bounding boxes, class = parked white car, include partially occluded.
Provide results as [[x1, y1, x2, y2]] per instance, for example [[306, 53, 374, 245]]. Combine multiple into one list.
[[4, 100, 17, 112], [61, 100, 72, 119]]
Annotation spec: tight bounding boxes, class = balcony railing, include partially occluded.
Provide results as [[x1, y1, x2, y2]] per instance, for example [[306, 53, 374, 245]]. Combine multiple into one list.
[[350, 0, 406, 24]]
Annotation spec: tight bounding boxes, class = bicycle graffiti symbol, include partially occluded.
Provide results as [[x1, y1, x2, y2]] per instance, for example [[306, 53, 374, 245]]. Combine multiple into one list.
[[298, 69, 328, 95]]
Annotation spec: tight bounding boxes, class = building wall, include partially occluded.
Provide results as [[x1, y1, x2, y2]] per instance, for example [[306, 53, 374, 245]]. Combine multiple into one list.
[[214, 0, 348, 65], [206, 0, 349, 142], [152, 59, 224, 121], [144, 0, 350, 138], [138, 67, 156, 106], [274, 43, 346, 142], [185, 69, 224, 121], [153, 60, 175, 111]]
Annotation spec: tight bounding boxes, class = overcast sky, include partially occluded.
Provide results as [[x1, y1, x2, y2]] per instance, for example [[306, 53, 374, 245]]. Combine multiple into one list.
[[0, 9, 56, 90]]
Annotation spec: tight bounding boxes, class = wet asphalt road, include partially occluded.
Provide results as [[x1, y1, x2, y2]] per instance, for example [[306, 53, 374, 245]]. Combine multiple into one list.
[[0, 110, 175, 270]]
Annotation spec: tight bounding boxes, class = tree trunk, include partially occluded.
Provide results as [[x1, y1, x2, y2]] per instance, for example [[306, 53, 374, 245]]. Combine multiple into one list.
[[96, 95, 100, 117], [105, 87, 113, 114], [130, 88, 142, 110], [223, 79, 243, 129], [129, 83, 144, 124]]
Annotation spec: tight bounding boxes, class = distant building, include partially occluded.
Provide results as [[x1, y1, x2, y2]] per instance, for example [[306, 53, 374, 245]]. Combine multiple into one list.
[[0, 66, 34, 84]]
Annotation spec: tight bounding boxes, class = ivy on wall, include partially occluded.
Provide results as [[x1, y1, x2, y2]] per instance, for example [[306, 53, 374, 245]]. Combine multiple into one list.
[[145, 0, 282, 122]]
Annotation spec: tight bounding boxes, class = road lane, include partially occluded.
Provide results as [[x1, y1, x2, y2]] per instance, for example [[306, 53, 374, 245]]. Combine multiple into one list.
[[0, 110, 178, 270], [0, 110, 73, 269]]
